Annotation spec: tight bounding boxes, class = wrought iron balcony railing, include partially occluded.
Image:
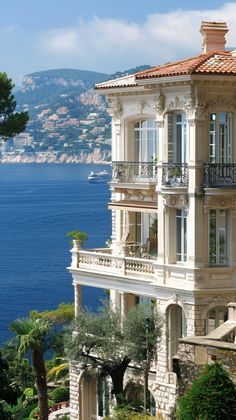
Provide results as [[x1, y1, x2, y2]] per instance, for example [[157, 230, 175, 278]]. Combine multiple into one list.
[[112, 161, 157, 183], [162, 163, 188, 187], [204, 163, 236, 187]]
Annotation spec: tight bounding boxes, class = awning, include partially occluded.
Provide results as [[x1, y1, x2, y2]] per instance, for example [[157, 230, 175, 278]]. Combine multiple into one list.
[[108, 200, 157, 213]]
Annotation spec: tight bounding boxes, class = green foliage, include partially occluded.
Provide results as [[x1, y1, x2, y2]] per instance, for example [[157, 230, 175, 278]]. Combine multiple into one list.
[[29, 400, 54, 419], [66, 304, 162, 403], [50, 386, 69, 403], [10, 317, 52, 420], [1, 342, 34, 396], [0, 350, 17, 405], [10, 318, 51, 355], [0, 72, 28, 141], [3, 396, 38, 420], [47, 358, 69, 384], [30, 303, 74, 325], [177, 362, 236, 420], [67, 230, 88, 246], [123, 304, 162, 364], [104, 403, 158, 419]]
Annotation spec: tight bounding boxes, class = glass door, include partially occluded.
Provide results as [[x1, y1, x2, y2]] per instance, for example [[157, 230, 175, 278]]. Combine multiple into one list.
[[209, 112, 231, 163]]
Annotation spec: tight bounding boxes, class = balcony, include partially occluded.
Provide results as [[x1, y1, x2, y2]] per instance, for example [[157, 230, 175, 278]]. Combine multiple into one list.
[[162, 163, 188, 188], [204, 163, 236, 188], [112, 161, 157, 183], [76, 248, 155, 279]]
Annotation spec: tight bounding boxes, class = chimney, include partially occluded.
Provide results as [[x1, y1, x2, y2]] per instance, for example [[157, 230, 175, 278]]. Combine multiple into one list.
[[200, 21, 228, 53]]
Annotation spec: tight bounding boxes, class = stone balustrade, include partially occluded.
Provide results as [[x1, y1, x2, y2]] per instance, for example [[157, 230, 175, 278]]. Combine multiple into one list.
[[77, 249, 155, 279]]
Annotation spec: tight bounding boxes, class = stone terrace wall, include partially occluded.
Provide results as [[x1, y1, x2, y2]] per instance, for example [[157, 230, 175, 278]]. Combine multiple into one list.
[[177, 337, 236, 395]]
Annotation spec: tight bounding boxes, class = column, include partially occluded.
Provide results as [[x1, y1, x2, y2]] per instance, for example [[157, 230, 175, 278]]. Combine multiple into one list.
[[74, 283, 82, 317]]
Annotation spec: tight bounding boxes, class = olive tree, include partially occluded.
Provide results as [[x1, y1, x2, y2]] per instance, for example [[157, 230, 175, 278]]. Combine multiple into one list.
[[66, 304, 162, 405]]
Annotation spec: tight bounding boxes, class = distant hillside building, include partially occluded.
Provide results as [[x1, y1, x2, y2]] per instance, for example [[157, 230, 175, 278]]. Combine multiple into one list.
[[68, 21, 236, 419]]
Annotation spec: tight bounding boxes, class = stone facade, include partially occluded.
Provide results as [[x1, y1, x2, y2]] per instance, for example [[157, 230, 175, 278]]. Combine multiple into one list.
[[68, 21, 236, 420]]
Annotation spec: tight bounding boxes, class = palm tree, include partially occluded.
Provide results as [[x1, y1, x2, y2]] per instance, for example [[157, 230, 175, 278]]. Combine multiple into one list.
[[11, 318, 51, 420]]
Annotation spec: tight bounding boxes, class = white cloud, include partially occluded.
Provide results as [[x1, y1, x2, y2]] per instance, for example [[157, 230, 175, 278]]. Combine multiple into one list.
[[38, 2, 236, 72]]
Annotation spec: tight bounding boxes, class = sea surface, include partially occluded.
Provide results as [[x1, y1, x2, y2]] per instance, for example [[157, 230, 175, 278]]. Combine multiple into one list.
[[0, 163, 111, 346]]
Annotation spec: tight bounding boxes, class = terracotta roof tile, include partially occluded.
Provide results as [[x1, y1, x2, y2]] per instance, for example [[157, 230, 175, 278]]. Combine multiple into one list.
[[96, 51, 236, 90], [136, 51, 236, 79]]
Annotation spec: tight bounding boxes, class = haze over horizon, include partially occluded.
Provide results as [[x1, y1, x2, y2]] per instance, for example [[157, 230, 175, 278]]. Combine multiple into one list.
[[2, 0, 236, 84]]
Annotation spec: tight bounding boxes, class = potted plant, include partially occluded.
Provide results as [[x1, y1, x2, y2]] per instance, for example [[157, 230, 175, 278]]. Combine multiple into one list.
[[170, 166, 182, 178], [67, 230, 88, 249]]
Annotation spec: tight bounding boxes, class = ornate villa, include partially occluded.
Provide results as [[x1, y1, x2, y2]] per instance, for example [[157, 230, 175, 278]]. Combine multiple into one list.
[[68, 21, 236, 419]]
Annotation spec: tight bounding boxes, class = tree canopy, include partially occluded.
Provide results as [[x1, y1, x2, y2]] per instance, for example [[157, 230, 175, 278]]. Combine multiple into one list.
[[66, 304, 162, 404], [177, 362, 236, 420], [30, 302, 74, 325], [0, 72, 28, 141]]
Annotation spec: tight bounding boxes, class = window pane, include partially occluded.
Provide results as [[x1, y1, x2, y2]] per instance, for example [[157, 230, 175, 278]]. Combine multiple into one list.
[[176, 210, 187, 262], [209, 209, 227, 265], [219, 210, 227, 264], [209, 210, 216, 264]]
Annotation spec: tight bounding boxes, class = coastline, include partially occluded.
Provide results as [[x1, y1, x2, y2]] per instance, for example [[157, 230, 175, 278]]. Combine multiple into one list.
[[0, 152, 110, 164]]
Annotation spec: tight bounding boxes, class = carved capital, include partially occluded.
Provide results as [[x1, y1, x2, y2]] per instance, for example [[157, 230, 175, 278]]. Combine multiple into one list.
[[108, 97, 122, 119], [163, 193, 188, 208], [153, 93, 165, 115]]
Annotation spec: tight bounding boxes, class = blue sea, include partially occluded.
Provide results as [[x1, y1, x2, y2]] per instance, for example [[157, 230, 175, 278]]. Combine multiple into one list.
[[0, 164, 111, 346]]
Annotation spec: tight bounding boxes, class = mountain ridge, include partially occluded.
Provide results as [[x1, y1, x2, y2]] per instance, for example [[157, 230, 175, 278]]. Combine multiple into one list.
[[2, 65, 151, 164]]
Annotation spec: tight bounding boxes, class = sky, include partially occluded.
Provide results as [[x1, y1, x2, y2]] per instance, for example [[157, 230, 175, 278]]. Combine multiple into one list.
[[2, 0, 236, 84]]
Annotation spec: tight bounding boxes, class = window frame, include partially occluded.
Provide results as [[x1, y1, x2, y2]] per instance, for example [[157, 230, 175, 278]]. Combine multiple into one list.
[[208, 208, 228, 266], [134, 119, 157, 162], [176, 209, 187, 263]]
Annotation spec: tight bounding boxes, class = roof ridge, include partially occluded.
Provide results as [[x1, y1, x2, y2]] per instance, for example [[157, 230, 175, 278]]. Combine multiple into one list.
[[188, 51, 216, 72]]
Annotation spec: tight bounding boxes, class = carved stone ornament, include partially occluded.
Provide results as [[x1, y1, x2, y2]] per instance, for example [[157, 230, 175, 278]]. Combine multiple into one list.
[[163, 193, 188, 208], [153, 93, 165, 114], [139, 100, 147, 114], [167, 96, 185, 111], [108, 97, 122, 118], [205, 95, 236, 111], [204, 195, 236, 213], [184, 87, 195, 118], [194, 86, 207, 120]]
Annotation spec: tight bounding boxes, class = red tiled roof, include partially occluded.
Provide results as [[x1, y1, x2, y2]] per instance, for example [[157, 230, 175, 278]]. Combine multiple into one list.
[[96, 51, 236, 90], [136, 51, 236, 79]]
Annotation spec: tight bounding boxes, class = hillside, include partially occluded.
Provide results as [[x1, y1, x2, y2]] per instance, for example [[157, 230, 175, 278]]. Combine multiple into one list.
[[1, 65, 151, 164]]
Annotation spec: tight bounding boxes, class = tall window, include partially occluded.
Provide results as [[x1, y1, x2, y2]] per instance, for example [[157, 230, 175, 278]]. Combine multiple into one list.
[[209, 112, 232, 163], [176, 209, 187, 262], [209, 209, 228, 265], [134, 120, 157, 162], [167, 113, 187, 163]]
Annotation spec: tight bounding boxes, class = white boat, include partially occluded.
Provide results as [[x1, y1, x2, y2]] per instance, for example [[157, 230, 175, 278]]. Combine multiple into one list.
[[88, 170, 110, 183]]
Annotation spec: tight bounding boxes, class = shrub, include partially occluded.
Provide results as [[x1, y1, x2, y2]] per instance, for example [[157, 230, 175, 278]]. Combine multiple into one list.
[[177, 362, 236, 420], [50, 386, 69, 403]]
